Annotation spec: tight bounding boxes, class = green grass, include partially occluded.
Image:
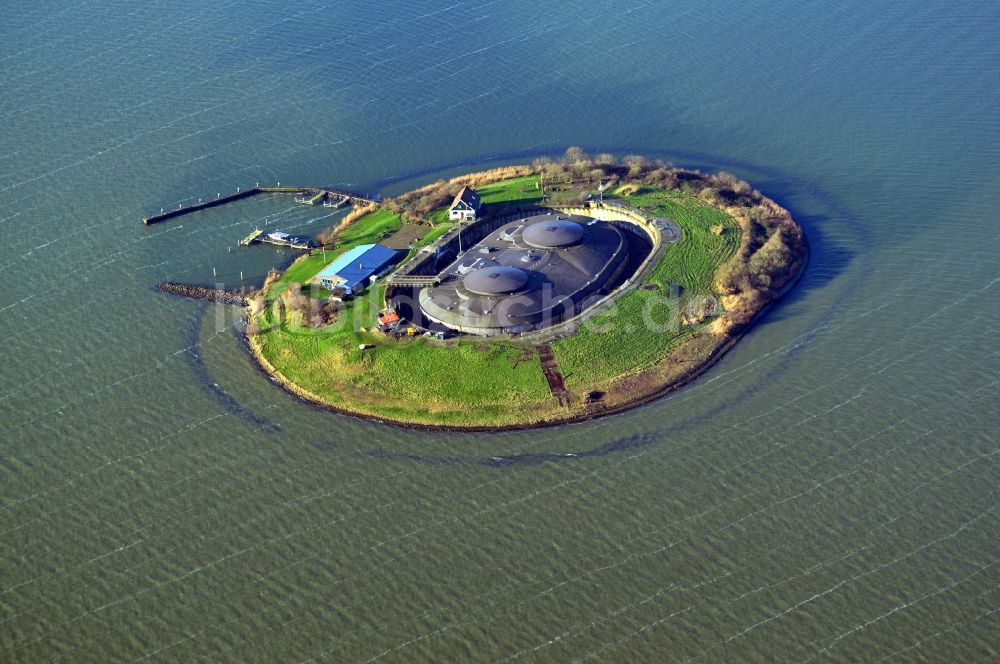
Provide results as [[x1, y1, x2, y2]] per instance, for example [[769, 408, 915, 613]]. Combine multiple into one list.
[[256, 315, 551, 424], [428, 207, 452, 226], [624, 188, 740, 291], [476, 175, 543, 208], [336, 208, 402, 245], [552, 188, 739, 391], [418, 222, 452, 246]]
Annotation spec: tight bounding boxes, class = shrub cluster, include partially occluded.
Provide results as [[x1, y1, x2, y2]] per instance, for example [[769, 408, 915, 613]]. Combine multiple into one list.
[[276, 283, 340, 329], [714, 199, 806, 326], [385, 180, 462, 221]]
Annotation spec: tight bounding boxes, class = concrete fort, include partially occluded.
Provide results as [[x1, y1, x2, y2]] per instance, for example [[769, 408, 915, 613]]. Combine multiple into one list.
[[416, 212, 649, 336]]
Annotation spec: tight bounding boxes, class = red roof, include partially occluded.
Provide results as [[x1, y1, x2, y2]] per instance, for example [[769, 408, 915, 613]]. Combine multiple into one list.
[[378, 311, 401, 325]]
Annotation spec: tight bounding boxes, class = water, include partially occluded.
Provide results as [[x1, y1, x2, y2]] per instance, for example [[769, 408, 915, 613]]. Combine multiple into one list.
[[1, 1, 997, 661]]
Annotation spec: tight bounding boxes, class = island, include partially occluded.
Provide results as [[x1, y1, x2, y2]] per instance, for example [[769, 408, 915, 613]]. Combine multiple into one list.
[[241, 149, 808, 429]]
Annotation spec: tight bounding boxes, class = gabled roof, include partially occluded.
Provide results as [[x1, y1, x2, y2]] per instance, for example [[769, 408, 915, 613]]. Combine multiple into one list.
[[314, 243, 398, 290], [449, 186, 481, 211]]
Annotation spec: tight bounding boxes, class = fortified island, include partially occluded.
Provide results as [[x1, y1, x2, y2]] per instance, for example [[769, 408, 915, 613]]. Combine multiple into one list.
[[151, 149, 808, 429]]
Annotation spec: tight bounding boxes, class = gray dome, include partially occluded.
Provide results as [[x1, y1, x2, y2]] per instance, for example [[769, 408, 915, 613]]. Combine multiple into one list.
[[463, 266, 529, 295], [523, 220, 584, 249]]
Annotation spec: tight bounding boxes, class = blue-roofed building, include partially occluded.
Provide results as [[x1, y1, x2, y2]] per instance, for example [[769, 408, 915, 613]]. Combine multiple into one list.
[[311, 243, 399, 294]]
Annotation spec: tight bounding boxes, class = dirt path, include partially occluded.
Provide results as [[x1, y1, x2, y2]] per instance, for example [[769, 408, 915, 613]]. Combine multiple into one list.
[[382, 223, 428, 249], [537, 344, 570, 407]]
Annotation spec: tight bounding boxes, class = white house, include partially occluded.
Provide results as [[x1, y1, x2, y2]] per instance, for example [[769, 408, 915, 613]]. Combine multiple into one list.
[[448, 186, 482, 221]]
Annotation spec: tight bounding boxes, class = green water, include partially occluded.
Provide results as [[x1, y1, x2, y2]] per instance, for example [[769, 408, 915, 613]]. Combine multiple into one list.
[[1, 1, 997, 661]]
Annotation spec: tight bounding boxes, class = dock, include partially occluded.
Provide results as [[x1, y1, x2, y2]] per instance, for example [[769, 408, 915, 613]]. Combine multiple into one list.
[[241, 230, 315, 250], [142, 185, 378, 225], [323, 195, 350, 208], [298, 188, 373, 208], [239, 229, 264, 246], [295, 191, 327, 205]]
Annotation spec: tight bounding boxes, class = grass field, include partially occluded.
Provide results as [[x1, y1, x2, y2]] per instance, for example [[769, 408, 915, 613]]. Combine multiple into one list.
[[336, 207, 401, 245], [253, 177, 742, 427], [552, 188, 739, 392], [255, 305, 553, 425], [476, 175, 542, 207]]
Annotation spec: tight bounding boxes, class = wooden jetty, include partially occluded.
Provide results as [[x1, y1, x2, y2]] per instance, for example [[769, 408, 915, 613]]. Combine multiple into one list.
[[142, 185, 377, 225], [299, 188, 372, 208], [238, 229, 264, 246], [316, 188, 376, 207], [295, 190, 327, 205], [323, 195, 350, 208]]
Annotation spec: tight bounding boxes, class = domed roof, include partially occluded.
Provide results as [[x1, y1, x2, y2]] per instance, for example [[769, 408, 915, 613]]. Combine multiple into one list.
[[523, 220, 584, 249], [463, 266, 529, 296]]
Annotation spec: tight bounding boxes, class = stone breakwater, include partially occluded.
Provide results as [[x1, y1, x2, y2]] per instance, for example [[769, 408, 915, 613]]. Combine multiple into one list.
[[157, 282, 257, 306]]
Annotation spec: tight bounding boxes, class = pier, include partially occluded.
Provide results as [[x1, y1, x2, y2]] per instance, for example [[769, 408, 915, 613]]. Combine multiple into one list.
[[296, 187, 375, 208], [142, 185, 378, 225], [143, 188, 260, 225]]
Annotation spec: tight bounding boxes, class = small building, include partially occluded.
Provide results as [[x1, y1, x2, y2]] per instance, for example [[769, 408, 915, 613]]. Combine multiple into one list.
[[377, 309, 401, 328], [448, 186, 482, 222], [312, 243, 399, 294]]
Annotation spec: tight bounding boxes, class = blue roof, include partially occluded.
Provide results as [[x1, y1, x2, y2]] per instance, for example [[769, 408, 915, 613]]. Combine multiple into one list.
[[315, 243, 398, 291]]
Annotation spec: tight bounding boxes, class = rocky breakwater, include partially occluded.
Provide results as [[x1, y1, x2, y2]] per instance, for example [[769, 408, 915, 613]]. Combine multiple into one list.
[[157, 282, 257, 305]]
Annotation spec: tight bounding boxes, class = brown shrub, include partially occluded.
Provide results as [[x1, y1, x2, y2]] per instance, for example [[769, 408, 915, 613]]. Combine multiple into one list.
[[449, 165, 534, 187], [245, 315, 261, 336], [260, 268, 281, 294], [622, 155, 652, 176], [563, 146, 590, 166]]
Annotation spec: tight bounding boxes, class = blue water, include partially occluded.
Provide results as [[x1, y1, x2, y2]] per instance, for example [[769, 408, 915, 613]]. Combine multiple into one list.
[[1, 1, 997, 661]]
